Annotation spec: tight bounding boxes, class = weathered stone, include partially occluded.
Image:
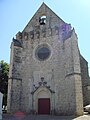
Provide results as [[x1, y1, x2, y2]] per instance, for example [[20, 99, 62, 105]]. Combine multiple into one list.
[[7, 3, 90, 116]]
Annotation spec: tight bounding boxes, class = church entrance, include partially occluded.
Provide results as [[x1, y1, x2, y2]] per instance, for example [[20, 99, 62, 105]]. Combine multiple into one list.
[[38, 98, 50, 114]]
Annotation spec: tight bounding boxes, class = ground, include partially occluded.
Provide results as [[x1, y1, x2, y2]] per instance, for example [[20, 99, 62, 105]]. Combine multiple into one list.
[[2, 113, 90, 120]]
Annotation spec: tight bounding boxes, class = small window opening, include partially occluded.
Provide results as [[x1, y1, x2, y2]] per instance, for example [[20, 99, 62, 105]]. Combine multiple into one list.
[[39, 15, 46, 25]]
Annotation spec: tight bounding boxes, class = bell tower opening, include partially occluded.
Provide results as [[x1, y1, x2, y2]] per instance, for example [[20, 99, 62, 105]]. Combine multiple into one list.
[[39, 15, 46, 25]]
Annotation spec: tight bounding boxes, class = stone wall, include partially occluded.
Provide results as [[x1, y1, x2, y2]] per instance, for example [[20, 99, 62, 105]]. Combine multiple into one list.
[[80, 55, 90, 106], [7, 3, 84, 116]]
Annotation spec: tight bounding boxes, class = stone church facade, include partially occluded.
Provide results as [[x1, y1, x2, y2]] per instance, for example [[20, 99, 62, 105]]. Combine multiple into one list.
[[7, 3, 90, 116]]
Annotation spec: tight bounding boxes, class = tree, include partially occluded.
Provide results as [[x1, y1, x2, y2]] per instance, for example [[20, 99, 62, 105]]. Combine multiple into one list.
[[0, 60, 9, 107]]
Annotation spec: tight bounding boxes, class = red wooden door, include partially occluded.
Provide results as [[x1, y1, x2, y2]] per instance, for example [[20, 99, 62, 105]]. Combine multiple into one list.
[[38, 98, 50, 114]]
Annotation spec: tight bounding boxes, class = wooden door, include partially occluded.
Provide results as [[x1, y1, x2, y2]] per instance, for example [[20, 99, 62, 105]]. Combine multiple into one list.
[[38, 98, 50, 114]]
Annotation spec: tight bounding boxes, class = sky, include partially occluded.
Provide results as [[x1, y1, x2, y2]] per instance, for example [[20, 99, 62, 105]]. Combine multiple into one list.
[[0, 0, 90, 75]]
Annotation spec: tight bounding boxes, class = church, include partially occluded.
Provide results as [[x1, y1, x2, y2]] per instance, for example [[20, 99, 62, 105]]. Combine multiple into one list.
[[7, 3, 90, 116]]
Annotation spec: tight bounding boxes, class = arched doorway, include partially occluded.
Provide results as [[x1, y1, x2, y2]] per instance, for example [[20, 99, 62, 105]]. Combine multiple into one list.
[[34, 87, 51, 114], [37, 90, 50, 114]]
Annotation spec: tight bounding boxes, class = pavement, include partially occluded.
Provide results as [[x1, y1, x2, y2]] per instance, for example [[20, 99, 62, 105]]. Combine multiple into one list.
[[2, 113, 90, 120]]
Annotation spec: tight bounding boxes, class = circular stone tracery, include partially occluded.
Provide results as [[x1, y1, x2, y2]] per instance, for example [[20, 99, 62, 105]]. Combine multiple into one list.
[[35, 44, 51, 61]]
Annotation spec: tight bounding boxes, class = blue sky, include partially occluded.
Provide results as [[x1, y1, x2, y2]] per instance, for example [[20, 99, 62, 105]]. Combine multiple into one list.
[[0, 0, 90, 74]]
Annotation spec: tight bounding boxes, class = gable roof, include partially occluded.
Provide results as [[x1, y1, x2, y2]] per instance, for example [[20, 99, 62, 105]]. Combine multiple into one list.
[[23, 2, 65, 32]]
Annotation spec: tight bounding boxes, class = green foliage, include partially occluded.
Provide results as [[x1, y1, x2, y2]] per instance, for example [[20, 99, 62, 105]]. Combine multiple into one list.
[[0, 60, 9, 106], [0, 60, 9, 75]]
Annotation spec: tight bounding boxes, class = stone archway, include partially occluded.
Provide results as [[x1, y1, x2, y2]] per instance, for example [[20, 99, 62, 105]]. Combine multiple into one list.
[[33, 87, 51, 114], [37, 90, 50, 114]]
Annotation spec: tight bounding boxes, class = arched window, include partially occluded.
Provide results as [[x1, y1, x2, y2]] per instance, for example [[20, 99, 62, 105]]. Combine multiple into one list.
[[39, 15, 46, 25]]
